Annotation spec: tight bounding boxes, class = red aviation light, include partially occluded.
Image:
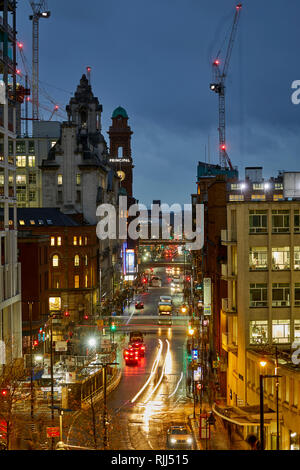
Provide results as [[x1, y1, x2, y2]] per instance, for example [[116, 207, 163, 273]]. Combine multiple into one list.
[[236, 3, 242, 10], [220, 143, 227, 151], [213, 59, 220, 66]]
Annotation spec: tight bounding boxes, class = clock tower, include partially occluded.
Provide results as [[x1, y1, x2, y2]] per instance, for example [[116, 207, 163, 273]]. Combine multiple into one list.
[[108, 106, 134, 197]]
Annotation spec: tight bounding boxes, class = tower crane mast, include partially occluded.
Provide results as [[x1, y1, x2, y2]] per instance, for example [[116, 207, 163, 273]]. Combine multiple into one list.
[[29, 1, 51, 121], [210, 3, 242, 170]]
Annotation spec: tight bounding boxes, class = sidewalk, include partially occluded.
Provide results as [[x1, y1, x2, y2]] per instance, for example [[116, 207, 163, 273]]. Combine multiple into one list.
[[189, 408, 250, 450]]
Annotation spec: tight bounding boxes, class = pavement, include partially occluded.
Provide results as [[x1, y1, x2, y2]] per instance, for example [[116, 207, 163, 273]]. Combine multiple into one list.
[[189, 407, 250, 450]]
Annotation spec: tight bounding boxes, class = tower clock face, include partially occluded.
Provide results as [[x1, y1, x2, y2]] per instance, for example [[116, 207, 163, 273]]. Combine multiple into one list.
[[117, 170, 126, 181]]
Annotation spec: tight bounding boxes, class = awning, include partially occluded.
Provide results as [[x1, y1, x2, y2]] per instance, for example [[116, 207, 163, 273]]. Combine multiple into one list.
[[213, 403, 275, 427]]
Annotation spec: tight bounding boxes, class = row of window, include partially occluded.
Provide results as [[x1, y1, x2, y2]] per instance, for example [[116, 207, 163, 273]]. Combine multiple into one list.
[[52, 254, 89, 267], [250, 283, 300, 307], [57, 174, 81, 186], [229, 194, 284, 202], [50, 236, 88, 247], [250, 319, 299, 344], [16, 156, 36, 167], [0, 173, 37, 185], [249, 209, 300, 233], [249, 246, 300, 270], [231, 183, 283, 191], [16, 140, 57, 154]]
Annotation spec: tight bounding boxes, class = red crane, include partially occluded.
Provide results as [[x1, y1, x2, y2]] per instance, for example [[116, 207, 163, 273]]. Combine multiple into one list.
[[210, 3, 242, 170]]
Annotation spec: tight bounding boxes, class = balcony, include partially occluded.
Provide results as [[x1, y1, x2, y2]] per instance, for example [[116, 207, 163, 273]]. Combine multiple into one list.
[[221, 298, 237, 314], [221, 263, 237, 280], [222, 332, 238, 353], [221, 229, 237, 245]]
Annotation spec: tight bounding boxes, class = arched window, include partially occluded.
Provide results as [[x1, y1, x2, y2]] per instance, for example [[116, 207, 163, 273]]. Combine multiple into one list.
[[52, 255, 59, 267], [74, 254, 80, 267]]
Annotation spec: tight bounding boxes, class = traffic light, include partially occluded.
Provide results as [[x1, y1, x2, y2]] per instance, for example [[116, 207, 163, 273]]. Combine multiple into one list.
[[1, 389, 8, 398], [110, 322, 116, 331], [188, 325, 195, 336], [181, 305, 187, 314], [83, 314, 89, 320], [64, 310, 70, 317]]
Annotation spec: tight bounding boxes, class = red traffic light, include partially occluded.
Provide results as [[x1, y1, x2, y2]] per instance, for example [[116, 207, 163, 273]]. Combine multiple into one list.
[[83, 315, 89, 320], [1, 389, 8, 397], [33, 340, 39, 347], [64, 310, 70, 317]]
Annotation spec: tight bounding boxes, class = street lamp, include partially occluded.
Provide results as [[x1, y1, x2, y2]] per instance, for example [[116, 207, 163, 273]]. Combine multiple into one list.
[[259, 359, 281, 450]]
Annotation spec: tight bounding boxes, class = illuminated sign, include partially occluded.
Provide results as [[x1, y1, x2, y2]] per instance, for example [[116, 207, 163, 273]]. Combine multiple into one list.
[[109, 158, 131, 163], [203, 278, 211, 315], [125, 249, 135, 274]]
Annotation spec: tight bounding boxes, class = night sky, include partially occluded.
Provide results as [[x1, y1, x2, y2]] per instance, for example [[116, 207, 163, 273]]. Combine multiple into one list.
[[17, 0, 300, 206]]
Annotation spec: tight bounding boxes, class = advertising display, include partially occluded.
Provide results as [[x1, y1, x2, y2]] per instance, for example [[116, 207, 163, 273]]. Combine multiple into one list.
[[203, 277, 212, 315]]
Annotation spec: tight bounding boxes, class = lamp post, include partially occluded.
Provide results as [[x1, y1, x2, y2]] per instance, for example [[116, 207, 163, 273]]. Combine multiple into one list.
[[28, 301, 34, 422], [259, 360, 281, 450], [96, 362, 119, 450]]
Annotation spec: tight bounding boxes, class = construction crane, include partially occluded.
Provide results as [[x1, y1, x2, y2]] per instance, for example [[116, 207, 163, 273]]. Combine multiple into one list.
[[210, 3, 242, 170], [29, 1, 51, 121]]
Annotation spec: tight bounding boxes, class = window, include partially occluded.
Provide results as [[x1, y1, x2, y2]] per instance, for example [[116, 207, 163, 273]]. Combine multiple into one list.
[[16, 174, 26, 185], [73, 236, 77, 246], [57, 174, 63, 185], [230, 184, 241, 190], [16, 141, 26, 154], [57, 237, 62, 246], [49, 296, 61, 311], [16, 156, 26, 167], [19, 220, 25, 226], [79, 236, 82, 246], [253, 183, 263, 190], [17, 190, 26, 202], [249, 210, 267, 233], [74, 254, 80, 267], [295, 210, 300, 233], [273, 194, 284, 201], [85, 254, 88, 266], [85, 274, 88, 288], [249, 247, 268, 270], [76, 173, 81, 185], [294, 319, 300, 339], [28, 156, 35, 167], [272, 283, 290, 307], [275, 183, 283, 190], [295, 284, 300, 307], [294, 247, 300, 270], [50, 237, 55, 246], [272, 247, 290, 270], [57, 191, 63, 203], [52, 255, 59, 267], [51, 141, 57, 148], [272, 320, 290, 344], [84, 236, 88, 245], [74, 275, 80, 288], [251, 194, 266, 201], [28, 141, 35, 154], [29, 173, 36, 185], [30, 220, 35, 225], [76, 190, 81, 203], [229, 194, 244, 201], [38, 219, 44, 225], [272, 209, 290, 233], [46, 219, 53, 225], [29, 191, 36, 202], [249, 321, 268, 345], [250, 283, 267, 307]]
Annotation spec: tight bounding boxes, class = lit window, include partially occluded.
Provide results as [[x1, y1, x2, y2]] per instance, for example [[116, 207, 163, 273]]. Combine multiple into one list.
[[19, 220, 25, 225], [52, 255, 59, 267], [38, 220, 44, 225], [249, 320, 268, 345], [85, 274, 88, 288], [76, 173, 81, 185], [79, 236, 82, 246], [272, 320, 290, 344], [249, 247, 268, 270], [84, 236, 88, 245], [272, 247, 290, 270], [49, 296, 61, 311], [30, 220, 35, 225], [251, 194, 265, 201], [253, 183, 263, 190], [74, 255, 80, 267], [16, 141, 26, 154], [16, 174, 26, 184], [85, 254, 88, 266], [51, 141, 57, 148], [229, 194, 244, 201], [273, 194, 284, 201], [28, 156, 35, 167], [275, 183, 283, 190], [74, 275, 80, 288], [16, 156, 26, 167], [51, 237, 55, 246], [57, 174, 63, 185], [57, 237, 62, 246], [230, 184, 241, 190], [73, 236, 77, 246]]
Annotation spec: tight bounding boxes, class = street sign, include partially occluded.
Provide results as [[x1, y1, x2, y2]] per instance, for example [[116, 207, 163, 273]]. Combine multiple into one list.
[[46, 427, 60, 438], [55, 341, 68, 352], [192, 349, 198, 360]]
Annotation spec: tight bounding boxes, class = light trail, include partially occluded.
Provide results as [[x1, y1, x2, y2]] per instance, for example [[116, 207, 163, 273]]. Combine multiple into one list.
[[168, 371, 183, 398], [144, 339, 170, 404], [131, 339, 163, 403]]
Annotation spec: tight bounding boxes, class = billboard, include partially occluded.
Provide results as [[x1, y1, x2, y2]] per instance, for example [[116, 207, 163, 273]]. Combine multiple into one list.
[[125, 249, 135, 274], [283, 172, 300, 199], [203, 277, 211, 316]]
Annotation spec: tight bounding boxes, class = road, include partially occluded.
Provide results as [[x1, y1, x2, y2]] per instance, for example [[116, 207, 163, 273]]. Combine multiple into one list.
[[66, 267, 193, 450]]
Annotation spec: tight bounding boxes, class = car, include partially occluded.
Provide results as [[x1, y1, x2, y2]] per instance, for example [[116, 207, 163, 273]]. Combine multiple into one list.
[[166, 425, 194, 450], [159, 295, 172, 305], [151, 276, 161, 287], [129, 341, 146, 357], [123, 348, 139, 365], [135, 301, 144, 310]]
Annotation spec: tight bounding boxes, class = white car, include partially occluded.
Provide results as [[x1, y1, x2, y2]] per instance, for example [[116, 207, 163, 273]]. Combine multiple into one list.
[[151, 276, 161, 287]]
